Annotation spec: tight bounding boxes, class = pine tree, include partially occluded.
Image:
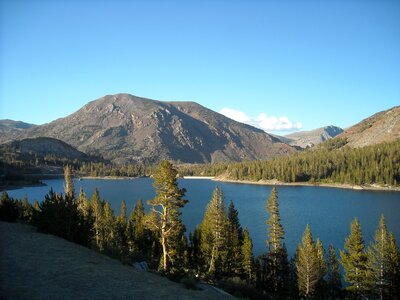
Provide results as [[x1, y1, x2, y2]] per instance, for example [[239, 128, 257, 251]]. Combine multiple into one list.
[[64, 165, 75, 198], [326, 245, 342, 299], [127, 199, 148, 257], [77, 186, 90, 218], [296, 225, 320, 298], [226, 200, 243, 275], [241, 227, 254, 280], [340, 218, 373, 298], [0, 192, 19, 222], [368, 215, 390, 299], [90, 188, 103, 249], [20, 194, 34, 223], [188, 226, 202, 272], [265, 187, 289, 294], [100, 201, 116, 253], [114, 200, 127, 256], [266, 187, 284, 253], [146, 161, 187, 273], [118, 200, 127, 225], [200, 186, 228, 275], [387, 233, 400, 298], [315, 238, 327, 297]]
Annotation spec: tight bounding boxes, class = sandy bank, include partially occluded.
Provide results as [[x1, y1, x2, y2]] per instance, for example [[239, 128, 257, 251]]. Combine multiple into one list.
[[212, 177, 400, 192]]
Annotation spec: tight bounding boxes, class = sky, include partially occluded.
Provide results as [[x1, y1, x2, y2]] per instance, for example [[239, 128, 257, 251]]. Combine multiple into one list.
[[0, 0, 399, 135]]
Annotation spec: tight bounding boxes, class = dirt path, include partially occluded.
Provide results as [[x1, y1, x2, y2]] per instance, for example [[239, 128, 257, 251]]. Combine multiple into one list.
[[0, 222, 232, 299]]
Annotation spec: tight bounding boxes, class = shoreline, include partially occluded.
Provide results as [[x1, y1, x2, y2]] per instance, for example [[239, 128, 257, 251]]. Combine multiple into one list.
[[212, 177, 400, 192], [79, 175, 148, 180], [0, 181, 47, 192], [183, 176, 215, 179]]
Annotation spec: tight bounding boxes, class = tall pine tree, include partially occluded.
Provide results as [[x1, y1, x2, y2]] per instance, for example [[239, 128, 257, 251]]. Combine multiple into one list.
[[265, 187, 289, 294], [387, 233, 400, 298], [90, 188, 103, 249], [368, 215, 390, 299], [340, 218, 373, 298], [114, 200, 127, 257], [127, 199, 149, 258], [326, 245, 342, 299], [242, 227, 254, 280], [226, 200, 243, 275], [296, 225, 320, 298], [146, 161, 187, 273], [200, 187, 228, 275], [64, 165, 75, 198]]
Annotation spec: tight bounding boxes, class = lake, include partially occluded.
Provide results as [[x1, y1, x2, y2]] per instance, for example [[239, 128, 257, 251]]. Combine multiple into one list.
[[5, 178, 400, 257]]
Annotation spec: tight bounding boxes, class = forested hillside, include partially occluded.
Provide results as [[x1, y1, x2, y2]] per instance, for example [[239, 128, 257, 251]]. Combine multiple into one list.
[[180, 139, 400, 187]]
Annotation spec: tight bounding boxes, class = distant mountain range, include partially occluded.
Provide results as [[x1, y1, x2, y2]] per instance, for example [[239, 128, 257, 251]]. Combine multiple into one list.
[[0, 95, 398, 164], [0, 94, 295, 164], [0, 120, 36, 136], [280, 126, 343, 148]]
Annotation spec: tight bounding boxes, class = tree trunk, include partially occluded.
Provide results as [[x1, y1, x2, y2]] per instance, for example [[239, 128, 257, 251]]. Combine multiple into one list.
[[161, 228, 167, 272]]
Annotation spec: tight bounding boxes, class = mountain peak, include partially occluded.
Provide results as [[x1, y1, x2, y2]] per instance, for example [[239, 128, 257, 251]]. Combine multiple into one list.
[[282, 125, 344, 148], [1, 94, 295, 164]]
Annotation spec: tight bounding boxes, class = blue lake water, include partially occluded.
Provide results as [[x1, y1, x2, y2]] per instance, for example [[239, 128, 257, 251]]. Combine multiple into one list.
[[5, 178, 400, 257]]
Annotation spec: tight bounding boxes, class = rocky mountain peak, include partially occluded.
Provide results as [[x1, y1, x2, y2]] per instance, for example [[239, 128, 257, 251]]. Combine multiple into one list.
[[0, 94, 296, 164]]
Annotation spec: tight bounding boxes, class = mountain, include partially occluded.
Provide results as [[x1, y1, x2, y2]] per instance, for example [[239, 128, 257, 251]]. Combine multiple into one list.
[[1, 94, 295, 164], [0, 137, 91, 162], [0, 120, 36, 138], [282, 126, 343, 148], [336, 105, 400, 147]]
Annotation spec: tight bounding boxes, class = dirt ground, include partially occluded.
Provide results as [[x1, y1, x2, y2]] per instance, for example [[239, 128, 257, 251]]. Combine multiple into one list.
[[0, 222, 232, 299]]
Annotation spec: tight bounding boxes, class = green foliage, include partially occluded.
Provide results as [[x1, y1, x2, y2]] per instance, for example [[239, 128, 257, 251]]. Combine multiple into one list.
[[35, 189, 91, 246], [225, 200, 243, 275], [295, 225, 323, 298], [368, 215, 400, 299], [99, 201, 117, 254], [188, 226, 202, 272], [326, 245, 342, 299], [340, 218, 373, 298], [241, 227, 254, 281], [262, 187, 290, 296], [199, 187, 229, 276], [322, 137, 348, 150], [64, 164, 75, 198], [126, 199, 153, 260], [76, 187, 90, 219], [367, 215, 390, 298], [147, 161, 187, 273], [387, 233, 400, 298], [266, 187, 285, 253], [90, 188, 103, 249], [0, 192, 19, 222], [182, 139, 400, 187], [79, 161, 150, 177]]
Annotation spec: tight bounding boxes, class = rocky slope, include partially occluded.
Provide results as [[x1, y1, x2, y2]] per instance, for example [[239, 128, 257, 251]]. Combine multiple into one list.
[[336, 106, 400, 147], [1, 94, 295, 164], [283, 125, 343, 148]]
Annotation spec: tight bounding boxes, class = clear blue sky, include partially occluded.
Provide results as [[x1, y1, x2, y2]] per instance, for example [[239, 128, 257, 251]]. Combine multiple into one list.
[[1, 0, 399, 134]]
